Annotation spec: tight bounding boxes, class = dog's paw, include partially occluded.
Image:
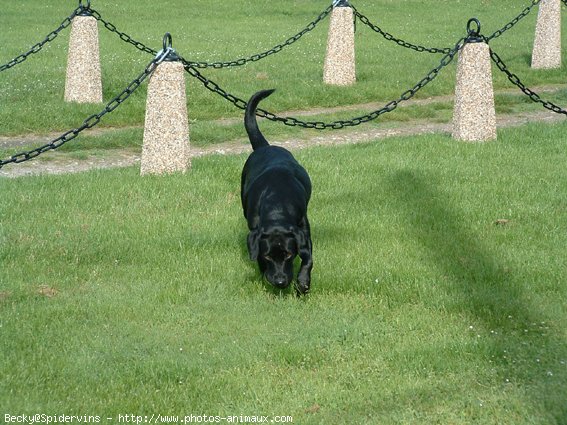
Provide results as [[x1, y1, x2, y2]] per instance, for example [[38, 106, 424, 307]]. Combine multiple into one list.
[[295, 281, 310, 296]]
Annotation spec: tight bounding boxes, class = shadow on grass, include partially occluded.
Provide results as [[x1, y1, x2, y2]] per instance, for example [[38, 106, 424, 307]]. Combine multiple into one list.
[[387, 169, 566, 421]]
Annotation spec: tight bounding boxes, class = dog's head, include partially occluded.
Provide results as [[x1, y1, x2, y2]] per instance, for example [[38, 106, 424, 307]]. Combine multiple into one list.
[[247, 225, 305, 289]]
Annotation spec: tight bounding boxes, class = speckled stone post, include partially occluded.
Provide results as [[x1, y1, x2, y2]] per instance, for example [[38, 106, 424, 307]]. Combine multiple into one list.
[[64, 15, 103, 103], [531, 0, 561, 69], [140, 61, 190, 175], [452, 41, 496, 142], [323, 3, 356, 86]]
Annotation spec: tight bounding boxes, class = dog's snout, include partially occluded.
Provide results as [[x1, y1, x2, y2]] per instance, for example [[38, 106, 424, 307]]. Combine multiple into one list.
[[271, 276, 289, 289]]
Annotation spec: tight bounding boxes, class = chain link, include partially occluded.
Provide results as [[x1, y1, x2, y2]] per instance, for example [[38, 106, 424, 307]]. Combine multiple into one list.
[[187, 5, 333, 68], [0, 0, 549, 74], [88, 7, 159, 56], [0, 55, 164, 169], [3, 1, 563, 169], [486, 0, 541, 41], [90, 4, 332, 69], [489, 46, 567, 116], [351, 5, 452, 54], [0, 7, 82, 72], [183, 35, 466, 130], [353, 0, 542, 53]]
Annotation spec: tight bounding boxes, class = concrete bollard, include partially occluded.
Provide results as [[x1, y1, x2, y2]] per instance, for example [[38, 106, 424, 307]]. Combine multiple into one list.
[[531, 0, 561, 69], [64, 8, 103, 104], [323, 0, 356, 86], [140, 35, 190, 176], [452, 19, 496, 142]]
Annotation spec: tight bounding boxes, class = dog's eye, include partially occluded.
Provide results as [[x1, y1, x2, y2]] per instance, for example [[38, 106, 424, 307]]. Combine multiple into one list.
[[285, 252, 293, 260], [264, 255, 272, 261]]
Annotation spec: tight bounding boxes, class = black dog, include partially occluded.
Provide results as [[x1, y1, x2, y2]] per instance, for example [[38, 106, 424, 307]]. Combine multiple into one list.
[[241, 89, 313, 294]]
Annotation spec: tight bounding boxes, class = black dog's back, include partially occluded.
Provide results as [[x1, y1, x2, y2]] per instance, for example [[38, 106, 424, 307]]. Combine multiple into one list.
[[241, 89, 312, 218]]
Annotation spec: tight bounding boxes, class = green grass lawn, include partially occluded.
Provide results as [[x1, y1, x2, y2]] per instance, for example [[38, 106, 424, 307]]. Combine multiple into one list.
[[2, 1, 567, 423], [1, 120, 566, 423], [2, 0, 567, 136]]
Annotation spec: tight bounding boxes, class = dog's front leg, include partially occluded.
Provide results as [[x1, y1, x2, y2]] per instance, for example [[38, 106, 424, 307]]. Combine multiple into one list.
[[295, 217, 313, 295], [296, 252, 312, 295]]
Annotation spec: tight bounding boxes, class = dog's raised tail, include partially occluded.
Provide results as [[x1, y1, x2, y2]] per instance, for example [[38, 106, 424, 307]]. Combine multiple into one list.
[[245, 89, 275, 151]]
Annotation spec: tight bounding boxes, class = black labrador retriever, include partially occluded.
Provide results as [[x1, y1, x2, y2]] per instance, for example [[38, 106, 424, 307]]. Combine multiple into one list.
[[241, 89, 313, 294]]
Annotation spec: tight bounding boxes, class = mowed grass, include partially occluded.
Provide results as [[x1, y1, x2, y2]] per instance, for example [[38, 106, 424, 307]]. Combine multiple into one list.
[[2, 0, 567, 136], [2, 0, 567, 422], [1, 121, 566, 423]]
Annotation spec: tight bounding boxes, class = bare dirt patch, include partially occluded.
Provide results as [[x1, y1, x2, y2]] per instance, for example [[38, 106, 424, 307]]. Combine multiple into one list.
[[37, 285, 58, 298]]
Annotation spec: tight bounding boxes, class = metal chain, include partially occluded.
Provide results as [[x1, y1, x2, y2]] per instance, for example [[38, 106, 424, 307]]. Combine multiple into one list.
[[187, 4, 333, 68], [183, 35, 466, 130], [3, 1, 561, 168], [0, 52, 171, 169], [88, 7, 159, 56], [0, 0, 547, 74], [0, 6, 82, 72], [94, 0, 544, 64], [352, 0, 542, 53], [91, 4, 332, 69], [351, 5, 451, 54], [489, 46, 567, 116], [486, 0, 541, 41]]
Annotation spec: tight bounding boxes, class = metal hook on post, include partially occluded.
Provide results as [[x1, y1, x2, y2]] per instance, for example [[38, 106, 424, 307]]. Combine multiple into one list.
[[155, 32, 180, 64], [78, 0, 92, 16], [333, 0, 350, 7], [466, 18, 483, 43]]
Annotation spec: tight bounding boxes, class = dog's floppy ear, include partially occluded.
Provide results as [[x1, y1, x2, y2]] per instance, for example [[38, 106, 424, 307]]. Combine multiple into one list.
[[247, 230, 261, 261]]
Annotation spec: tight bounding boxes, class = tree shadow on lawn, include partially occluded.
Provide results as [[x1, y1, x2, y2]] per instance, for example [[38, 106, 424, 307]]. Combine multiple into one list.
[[387, 169, 566, 420]]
